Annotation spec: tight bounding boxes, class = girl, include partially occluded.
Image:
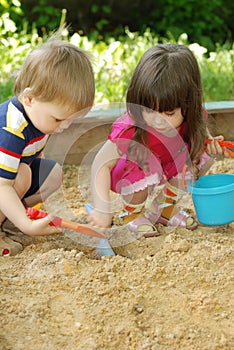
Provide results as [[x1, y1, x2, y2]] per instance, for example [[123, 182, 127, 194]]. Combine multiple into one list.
[[88, 44, 228, 236]]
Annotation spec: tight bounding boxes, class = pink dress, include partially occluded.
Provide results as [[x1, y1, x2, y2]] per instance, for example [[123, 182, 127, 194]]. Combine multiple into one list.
[[108, 113, 191, 195]]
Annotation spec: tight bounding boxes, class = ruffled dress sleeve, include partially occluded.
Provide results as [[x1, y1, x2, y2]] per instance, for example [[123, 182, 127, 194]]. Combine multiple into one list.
[[108, 113, 135, 154]]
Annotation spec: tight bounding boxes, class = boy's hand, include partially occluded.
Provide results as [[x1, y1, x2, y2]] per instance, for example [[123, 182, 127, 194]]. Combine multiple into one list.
[[25, 215, 62, 236]]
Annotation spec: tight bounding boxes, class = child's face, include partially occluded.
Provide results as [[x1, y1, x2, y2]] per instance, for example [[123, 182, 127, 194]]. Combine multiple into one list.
[[22, 96, 80, 134], [142, 107, 184, 137]]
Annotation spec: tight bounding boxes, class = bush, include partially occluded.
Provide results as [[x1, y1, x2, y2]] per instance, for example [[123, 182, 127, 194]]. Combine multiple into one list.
[[0, 10, 42, 101], [18, 0, 234, 51], [0, 21, 233, 104]]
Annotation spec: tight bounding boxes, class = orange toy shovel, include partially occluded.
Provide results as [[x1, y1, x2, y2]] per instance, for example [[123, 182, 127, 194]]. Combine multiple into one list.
[[26, 207, 105, 239]]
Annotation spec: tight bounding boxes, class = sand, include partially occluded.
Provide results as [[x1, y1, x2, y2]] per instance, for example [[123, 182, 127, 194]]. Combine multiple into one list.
[[0, 158, 233, 350]]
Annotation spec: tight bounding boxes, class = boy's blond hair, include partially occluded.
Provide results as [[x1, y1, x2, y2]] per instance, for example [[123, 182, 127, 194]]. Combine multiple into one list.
[[14, 36, 95, 112]]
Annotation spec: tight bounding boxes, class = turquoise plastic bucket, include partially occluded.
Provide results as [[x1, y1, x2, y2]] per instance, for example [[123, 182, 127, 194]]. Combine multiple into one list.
[[187, 174, 234, 226]]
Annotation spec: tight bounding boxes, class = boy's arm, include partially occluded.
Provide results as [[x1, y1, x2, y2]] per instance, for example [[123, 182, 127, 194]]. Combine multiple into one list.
[[0, 178, 60, 236]]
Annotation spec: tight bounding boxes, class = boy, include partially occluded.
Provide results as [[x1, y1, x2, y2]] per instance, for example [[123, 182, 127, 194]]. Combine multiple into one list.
[[0, 33, 95, 255]]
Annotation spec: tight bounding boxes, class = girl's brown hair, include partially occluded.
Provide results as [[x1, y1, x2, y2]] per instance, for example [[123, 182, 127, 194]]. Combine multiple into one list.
[[14, 36, 95, 113], [126, 44, 207, 165]]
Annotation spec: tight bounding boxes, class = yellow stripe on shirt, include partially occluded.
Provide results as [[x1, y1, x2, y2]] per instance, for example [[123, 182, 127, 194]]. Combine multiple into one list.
[[6, 102, 28, 133], [2, 127, 26, 140], [0, 163, 18, 173]]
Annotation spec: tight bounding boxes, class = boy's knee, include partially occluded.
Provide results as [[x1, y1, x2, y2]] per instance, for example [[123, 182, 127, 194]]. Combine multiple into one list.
[[49, 162, 63, 189], [15, 163, 32, 196]]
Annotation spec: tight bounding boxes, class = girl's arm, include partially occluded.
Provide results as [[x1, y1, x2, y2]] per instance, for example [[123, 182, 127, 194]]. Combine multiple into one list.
[[88, 140, 120, 228], [0, 178, 61, 236]]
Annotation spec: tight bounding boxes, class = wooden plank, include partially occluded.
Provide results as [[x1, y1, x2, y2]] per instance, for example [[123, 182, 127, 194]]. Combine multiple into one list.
[[79, 101, 234, 123], [207, 112, 234, 141], [44, 101, 234, 165], [204, 101, 234, 114]]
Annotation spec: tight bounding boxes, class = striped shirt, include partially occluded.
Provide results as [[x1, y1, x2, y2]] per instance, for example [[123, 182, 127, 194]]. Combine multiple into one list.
[[0, 96, 48, 180]]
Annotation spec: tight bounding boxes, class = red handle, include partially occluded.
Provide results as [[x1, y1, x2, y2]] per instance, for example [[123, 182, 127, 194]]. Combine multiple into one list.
[[26, 207, 61, 226], [26, 207, 105, 238], [205, 138, 234, 158], [206, 139, 234, 148]]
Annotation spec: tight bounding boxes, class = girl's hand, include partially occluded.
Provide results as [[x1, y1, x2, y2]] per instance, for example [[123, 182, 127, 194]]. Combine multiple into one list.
[[206, 135, 230, 157], [88, 209, 112, 229]]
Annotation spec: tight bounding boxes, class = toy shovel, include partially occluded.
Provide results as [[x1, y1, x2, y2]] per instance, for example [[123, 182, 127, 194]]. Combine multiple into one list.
[[26, 207, 105, 238], [85, 204, 115, 256]]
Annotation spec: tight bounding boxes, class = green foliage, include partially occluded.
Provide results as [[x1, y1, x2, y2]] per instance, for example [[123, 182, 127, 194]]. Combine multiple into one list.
[[0, 11, 42, 101], [30, 0, 61, 31], [91, 28, 158, 103], [0, 0, 23, 30], [198, 44, 234, 101], [0, 19, 233, 104], [15, 0, 234, 53], [143, 0, 233, 51], [91, 4, 111, 31], [65, 30, 234, 104], [0, 0, 23, 17]]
